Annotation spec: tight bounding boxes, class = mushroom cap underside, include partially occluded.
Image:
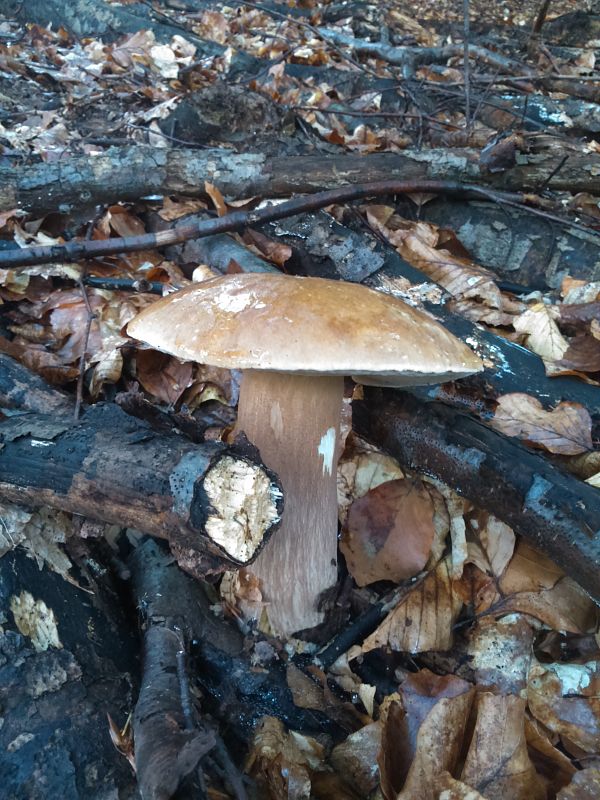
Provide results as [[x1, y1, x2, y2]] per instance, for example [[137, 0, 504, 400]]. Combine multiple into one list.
[[128, 273, 483, 385]]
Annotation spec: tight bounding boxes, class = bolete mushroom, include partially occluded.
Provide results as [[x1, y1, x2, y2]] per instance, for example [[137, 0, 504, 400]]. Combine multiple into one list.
[[128, 273, 482, 636]]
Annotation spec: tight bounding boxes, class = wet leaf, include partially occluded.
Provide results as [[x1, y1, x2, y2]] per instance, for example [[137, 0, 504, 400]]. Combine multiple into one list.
[[491, 393, 593, 455], [341, 478, 435, 586]]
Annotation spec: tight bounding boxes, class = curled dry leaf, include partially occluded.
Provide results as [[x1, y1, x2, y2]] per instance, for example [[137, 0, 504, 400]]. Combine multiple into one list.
[[491, 393, 593, 455], [204, 181, 228, 217], [461, 694, 546, 800], [134, 349, 193, 405], [528, 662, 600, 753], [379, 671, 474, 800], [364, 207, 503, 308], [487, 543, 599, 633], [360, 557, 463, 654], [469, 511, 516, 577], [341, 478, 435, 586]]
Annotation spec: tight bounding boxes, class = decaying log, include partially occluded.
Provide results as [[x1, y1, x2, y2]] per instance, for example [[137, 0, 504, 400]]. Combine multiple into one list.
[[4, 145, 600, 218], [129, 539, 350, 783], [0, 361, 283, 577], [129, 540, 220, 800], [353, 389, 600, 603], [0, 545, 138, 799]]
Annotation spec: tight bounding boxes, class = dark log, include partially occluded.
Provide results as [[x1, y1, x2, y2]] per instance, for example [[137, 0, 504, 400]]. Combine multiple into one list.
[[396, 196, 600, 288], [0, 545, 138, 799], [0, 352, 73, 415], [3, 144, 600, 219], [0, 388, 283, 577], [129, 540, 350, 762], [352, 389, 600, 603], [270, 210, 600, 419]]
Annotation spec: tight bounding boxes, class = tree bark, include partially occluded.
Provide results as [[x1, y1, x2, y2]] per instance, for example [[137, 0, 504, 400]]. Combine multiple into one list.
[[4, 145, 600, 216], [353, 388, 600, 603]]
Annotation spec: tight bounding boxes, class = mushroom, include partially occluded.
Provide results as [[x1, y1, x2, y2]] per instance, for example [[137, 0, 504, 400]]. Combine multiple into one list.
[[128, 273, 482, 636]]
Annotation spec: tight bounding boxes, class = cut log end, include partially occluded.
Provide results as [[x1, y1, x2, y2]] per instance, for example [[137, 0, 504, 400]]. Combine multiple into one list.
[[203, 455, 283, 562]]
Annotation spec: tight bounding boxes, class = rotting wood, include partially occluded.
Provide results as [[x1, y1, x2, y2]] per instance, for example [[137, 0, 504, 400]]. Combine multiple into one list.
[[129, 539, 351, 778], [353, 388, 600, 603], [0, 359, 283, 578]]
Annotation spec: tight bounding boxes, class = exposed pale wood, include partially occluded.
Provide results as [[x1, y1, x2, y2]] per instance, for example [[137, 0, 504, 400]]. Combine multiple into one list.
[[236, 371, 344, 635]]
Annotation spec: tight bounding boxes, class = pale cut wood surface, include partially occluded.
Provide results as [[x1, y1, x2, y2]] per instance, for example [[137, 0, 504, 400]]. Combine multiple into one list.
[[236, 371, 344, 635]]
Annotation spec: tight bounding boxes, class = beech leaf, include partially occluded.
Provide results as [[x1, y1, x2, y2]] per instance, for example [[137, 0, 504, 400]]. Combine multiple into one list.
[[491, 393, 593, 455], [341, 478, 435, 586]]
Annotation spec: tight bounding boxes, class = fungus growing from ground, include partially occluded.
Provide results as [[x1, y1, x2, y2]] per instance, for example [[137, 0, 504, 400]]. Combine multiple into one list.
[[128, 273, 482, 636]]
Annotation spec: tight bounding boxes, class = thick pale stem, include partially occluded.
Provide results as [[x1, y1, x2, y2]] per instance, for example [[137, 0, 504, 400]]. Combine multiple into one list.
[[235, 371, 344, 636]]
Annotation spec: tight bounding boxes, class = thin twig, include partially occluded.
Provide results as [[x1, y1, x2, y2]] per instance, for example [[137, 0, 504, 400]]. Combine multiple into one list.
[[2, 179, 595, 271]]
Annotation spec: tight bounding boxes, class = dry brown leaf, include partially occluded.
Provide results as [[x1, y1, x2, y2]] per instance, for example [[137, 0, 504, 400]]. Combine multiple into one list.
[[379, 671, 474, 800], [360, 558, 463, 654], [204, 181, 228, 217], [337, 438, 405, 524], [135, 349, 192, 405], [470, 512, 516, 578], [243, 229, 292, 268], [365, 209, 503, 307], [246, 717, 324, 800], [557, 335, 600, 374], [495, 542, 598, 633], [513, 303, 569, 362], [286, 664, 324, 711], [528, 663, 600, 753], [461, 694, 546, 800], [491, 393, 593, 455], [341, 478, 435, 586]]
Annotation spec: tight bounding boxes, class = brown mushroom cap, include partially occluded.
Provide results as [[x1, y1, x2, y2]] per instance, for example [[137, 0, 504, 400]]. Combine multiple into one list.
[[128, 274, 482, 385]]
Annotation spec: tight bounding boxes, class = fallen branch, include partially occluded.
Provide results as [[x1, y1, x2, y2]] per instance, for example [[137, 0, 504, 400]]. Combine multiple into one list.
[[0, 176, 572, 270], [317, 27, 600, 102], [6, 144, 600, 221], [352, 388, 600, 603], [0, 356, 283, 577]]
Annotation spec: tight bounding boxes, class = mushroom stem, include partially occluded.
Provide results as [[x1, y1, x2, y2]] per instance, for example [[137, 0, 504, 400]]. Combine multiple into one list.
[[235, 370, 344, 636]]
